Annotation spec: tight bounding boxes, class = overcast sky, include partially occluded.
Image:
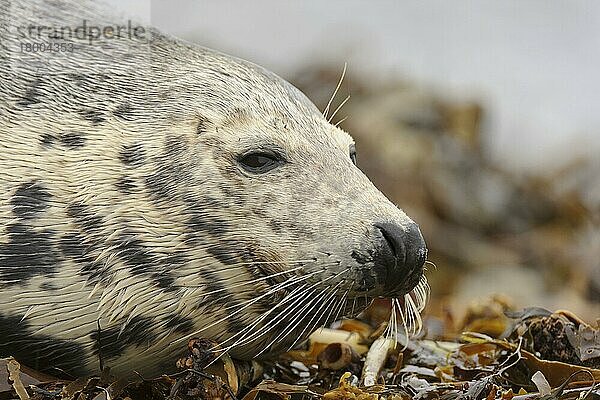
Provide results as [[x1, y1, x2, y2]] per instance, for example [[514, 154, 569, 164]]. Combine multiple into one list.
[[112, 0, 600, 172]]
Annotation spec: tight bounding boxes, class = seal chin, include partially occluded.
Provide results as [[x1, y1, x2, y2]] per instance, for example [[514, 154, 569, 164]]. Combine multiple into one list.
[[372, 221, 427, 298]]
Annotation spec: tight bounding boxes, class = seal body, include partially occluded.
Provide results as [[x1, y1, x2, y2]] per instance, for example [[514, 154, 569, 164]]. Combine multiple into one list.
[[0, 0, 427, 377]]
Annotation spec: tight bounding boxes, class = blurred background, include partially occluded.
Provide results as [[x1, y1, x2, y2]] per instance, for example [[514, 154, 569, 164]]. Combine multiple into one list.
[[122, 1, 600, 322]]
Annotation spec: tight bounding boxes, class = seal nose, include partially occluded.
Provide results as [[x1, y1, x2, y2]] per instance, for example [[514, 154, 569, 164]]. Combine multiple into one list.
[[374, 222, 427, 295]]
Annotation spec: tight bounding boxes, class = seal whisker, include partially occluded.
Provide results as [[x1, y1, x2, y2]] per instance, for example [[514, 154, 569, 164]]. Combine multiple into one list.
[[404, 291, 423, 335], [284, 286, 336, 351], [328, 94, 350, 123], [218, 272, 313, 314], [383, 298, 397, 342], [216, 284, 314, 353], [334, 115, 349, 127], [396, 298, 409, 348], [263, 274, 344, 343], [424, 260, 438, 270], [173, 266, 303, 291], [223, 268, 349, 357], [384, 273, 430, 348], [226, 268, 347, 353], [208, 287, 331, 367], [332, 289, 349, 322], [316, 280, 346, 332], [323, 62, 347, 119], [216, 259, 314, 269], [253, 286, 321, 357], [169, 271, 320, 346]]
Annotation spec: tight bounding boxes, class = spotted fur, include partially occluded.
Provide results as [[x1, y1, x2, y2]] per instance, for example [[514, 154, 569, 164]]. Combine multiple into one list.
[[0, 0, 425, 377]]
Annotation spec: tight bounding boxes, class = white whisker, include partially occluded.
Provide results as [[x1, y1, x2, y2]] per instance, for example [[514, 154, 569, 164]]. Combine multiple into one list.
[[328, 94, 350, 123], [175, 266, 303, 291], [169, 271, 320, 345], [284, 287, 335, 351], [331, 289, 349, 323], [253, 269, 350, 355], [219, 284, 313, 352], [254, 287, 321, 356], [220, 268, 350, 357], [385, 274, 430, 348], [323, 62, 347, 119], [334, 115, 348, 127]]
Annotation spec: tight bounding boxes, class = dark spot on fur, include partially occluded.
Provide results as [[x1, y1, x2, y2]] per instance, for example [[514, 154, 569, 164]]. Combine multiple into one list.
[[164, 315, 195, 334], [188, 214, 231, 237], [67, 72, 86, 82], [66, 202, 104, 232], [206, 245, 240, 266], [113, 103, 135, 121], [79, 109, 106, 125], [90, 316, 156, 359], [0, 224, 57, 285], [63, 204, 108, 281], [201, 239, 270, 331], [144, 136, 194, 202], [119, 143, 145, 167], [111, 233, 177, 290], [61, 132, 86, 148], [251, 207, 268, 218], [11, 181, 51, 219], [165, 135, 188, 158], [268, 219, 284, 233], [197, 267, 247, 334], [145, 173, 171, 200], [0, 313, 88, 376], [59, 231, 105, 280], [145, 163, 190, 202], [196, 116, 208, 135], [16, 79, 42, 107], [40, 133, 55, 147], [112, 234, 152, 275], [218, 184, 245, 206], [115, 176, 137, 193], [59, 232, 88, 260]]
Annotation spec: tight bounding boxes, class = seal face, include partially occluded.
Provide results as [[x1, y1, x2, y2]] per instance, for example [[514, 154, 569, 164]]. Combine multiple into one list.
[[0, 0, 427, 377]]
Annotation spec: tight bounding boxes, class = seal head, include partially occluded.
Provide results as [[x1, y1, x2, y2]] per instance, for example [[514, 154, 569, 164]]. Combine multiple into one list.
[[0, 0, 427, 376]]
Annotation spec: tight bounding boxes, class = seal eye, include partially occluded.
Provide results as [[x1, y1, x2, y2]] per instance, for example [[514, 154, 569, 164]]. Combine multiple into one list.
[[350, 145, 357, 166], [238, 152, 281, 174]]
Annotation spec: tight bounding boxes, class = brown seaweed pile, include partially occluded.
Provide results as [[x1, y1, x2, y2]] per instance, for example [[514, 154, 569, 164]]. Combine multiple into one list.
[[2, 299, 599, 399]]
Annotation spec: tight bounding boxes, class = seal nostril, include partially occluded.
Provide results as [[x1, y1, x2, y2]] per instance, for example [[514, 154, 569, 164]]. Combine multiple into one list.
[[378, 226, 394, 255], [375, 223, 407, 265]]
